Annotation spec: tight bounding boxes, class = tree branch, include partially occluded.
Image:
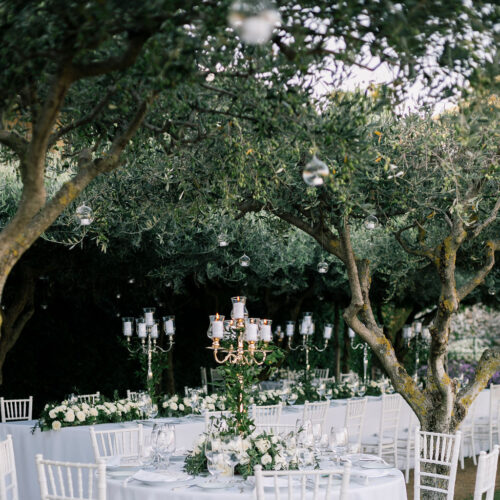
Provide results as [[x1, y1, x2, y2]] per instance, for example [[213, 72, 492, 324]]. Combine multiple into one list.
[[394, 224, 434, 260], [457, 239, 499, 301], [454, 347, 500, 427], [71, 32, 150, 80], [0, 130, 28, 157], [47, 85, 117, 147], [472, 196, 500, 238]]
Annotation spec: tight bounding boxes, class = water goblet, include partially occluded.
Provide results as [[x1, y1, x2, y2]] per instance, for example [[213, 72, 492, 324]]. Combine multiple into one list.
[[329, 427, 348, 464], [288, 393, 298, 405], [357, 384, 367, 397], [155, 424, 176, 469], [298, 448, 315, 470]]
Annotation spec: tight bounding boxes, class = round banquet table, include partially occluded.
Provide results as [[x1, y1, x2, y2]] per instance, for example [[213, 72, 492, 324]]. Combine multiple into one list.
[[106, 458, 408, 500]]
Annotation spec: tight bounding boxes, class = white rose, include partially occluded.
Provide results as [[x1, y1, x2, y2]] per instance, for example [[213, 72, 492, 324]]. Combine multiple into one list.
[[271, 436, 279, 444], [89, 408, 98, 417], [261, 453, 272, 466], [172, 395, 179, 402], [48, 409, 57, 419], [76, 411, 86, 422], [207, 404, 215, 411], [81, 403, 90, 411], [255, 439, 271, 454], [183, 397, 190, 406], [64, 410, 75, 423], [162, 401, 168, 408], [52, 420, 62, 431], [179, 404, 185, 411], [169, 402, 178, 411]]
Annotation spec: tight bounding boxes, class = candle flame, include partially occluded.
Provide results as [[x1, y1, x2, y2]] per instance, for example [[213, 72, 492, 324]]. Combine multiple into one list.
[[215, 313, 220, 320]]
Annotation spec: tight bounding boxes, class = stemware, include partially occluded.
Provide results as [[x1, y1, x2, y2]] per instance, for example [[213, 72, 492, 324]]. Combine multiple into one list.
[[329, 427, 348, 463], [298, 448, 315, 470], [221, 435, 241, 477], [155, 424, 176, 468], [312, 423, 323, 451], [288, 392, 298, 405]]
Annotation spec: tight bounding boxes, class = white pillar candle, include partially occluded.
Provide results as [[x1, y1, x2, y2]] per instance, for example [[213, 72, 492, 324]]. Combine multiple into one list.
[[165, 319, 175, 335], [212, 320, 224, 338], [286, 322, 295, 337], [233, 302, 245, 319], [323, 325, 333, 339], [246, 322, 258, 341], [414, 321, 422, 334], [309, 323, 315, 335], [150, 324, 159, 339], [137, 322, 147, 338], [261, 323, 272, 342], [300, 321, 308, 335], [144, 309, 155, 326], [123, 321, 133, 336]]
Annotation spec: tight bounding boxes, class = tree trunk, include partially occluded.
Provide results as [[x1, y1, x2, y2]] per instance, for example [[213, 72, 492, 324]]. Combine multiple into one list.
[[333, 302, 341, 381]]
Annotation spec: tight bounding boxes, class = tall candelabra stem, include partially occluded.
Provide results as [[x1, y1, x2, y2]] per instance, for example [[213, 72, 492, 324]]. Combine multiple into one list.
[[147, 335, 153, 382], [414, 336, 420, 383], [351, 339, 369, 384]]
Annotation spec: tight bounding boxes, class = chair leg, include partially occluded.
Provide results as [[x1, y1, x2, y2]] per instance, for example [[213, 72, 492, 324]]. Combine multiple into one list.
[[471, 432, 477, 466], [405, 442, 410, 483], [460, 439, 465, 470]]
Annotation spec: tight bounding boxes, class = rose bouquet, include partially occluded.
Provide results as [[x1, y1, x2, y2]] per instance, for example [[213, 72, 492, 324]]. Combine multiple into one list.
[[161, 392, 227, 417]]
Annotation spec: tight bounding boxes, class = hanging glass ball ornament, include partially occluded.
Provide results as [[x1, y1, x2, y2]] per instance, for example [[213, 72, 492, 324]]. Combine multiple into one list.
[[75, 204, 94, 226], [317, 261, 329, 274], [228, 0, 281, 45], [218, 234, 229, 247], [488, 287, 496, 296], [128, 277, 135, 284], [364, 215, 379, 230], [239, 254, 251, 267], [302, 155, 329, 186], [116, 293, 121, 299]]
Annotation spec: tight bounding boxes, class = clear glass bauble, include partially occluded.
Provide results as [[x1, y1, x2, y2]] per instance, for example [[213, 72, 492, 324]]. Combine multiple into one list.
[[239, 254, 251, 267], [488, 287, 496, 296], [228, 0, 281, 45], [317, 261, 329, 274], [75, 204, 94, 226], [218, 234, 229, 247], [363, 215, 379, 230], [302, 155, 329, 186]]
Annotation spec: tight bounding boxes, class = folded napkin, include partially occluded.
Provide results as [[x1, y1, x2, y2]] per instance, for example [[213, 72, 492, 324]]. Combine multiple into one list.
[[131, 470, 189, 483]]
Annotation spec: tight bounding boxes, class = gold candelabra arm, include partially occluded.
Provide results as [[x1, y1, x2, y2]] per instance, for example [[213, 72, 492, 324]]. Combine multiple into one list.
[[153, 336, 175, 353]]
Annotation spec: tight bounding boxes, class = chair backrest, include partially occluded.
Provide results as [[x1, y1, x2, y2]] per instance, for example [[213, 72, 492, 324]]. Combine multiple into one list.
[[126, 390, 139, 402], [254, 462, 351, 500], [204, 410, 232, 432], [314, 368, 329, 379], [89, 425, 143, 460], [200, 367, 208, 387], [414, 427, 462, 500], [473, 445, 499, 500], [210, 368, 224, 382], [77, 393, 100, 405], [340, 372, 358, 384], [344, 397, 367, 447], [251, 404, 282, 426], [303, 401, 330, 429], [36, 454, 106, 500], [0, 397, 33, 423], [379, 394, 402, 440], [318, 376, 335, 385], [0, 435, 18, 500]]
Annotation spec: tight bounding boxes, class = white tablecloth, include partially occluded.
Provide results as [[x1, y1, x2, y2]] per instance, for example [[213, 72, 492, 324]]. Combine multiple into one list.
[[0, 390, 490, 500], [107, 459, 408, 500]]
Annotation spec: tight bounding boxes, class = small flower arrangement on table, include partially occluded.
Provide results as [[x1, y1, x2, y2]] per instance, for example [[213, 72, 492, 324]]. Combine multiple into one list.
[[37, 398, 142, 431], [161, 392, 228, 417], [184, 421, 304, 479]]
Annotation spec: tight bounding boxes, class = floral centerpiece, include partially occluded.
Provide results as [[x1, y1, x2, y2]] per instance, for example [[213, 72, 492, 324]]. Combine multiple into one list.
[[184, 419, 303, 478], [37, 398, 142, 431], [161, 392, 227, 417]]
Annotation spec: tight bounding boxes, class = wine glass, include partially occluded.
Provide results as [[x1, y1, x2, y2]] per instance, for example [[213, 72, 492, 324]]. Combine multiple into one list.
[[357, 384, 366, 397], [297, 419, 314, 447], [221, 435, 240, 477], [312, 423, 323, 451], [288, 392, 298, 405], [155, 424, 176, 468], [206, 451, 225, 482], [317, 383, 326, 399], [325, 388, 333, 402], [298, 448, 314, 470], [329, 427, 348, 463]]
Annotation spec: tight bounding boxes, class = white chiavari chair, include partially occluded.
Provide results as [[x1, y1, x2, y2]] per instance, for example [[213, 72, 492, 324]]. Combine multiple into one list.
[[77, 393, 100, 405], [318, 376, 336, 386], [414, 427, 461, 500], [126, 390, 139, 402], [251, 403, 282, 429], [340, 372, 358, 384], [314, 368, 329, 379], [254, 462, 351, 500], [204, 410, 232, 432], [302, 401, 330, 430], [200, 367, 208, 388], [361, 393, 402, 466], [209, 368, 225, 391], [344, 397, 367, 450], [473, 445, 499, 500], [397, 409, 419, 482], [0, 397, 33, 423], [36, 454, 106, 500], [89, 425, 143, 461], [475, 384, 500, 451], [459, 398, 477, 469], [0, 435, 18, 500]]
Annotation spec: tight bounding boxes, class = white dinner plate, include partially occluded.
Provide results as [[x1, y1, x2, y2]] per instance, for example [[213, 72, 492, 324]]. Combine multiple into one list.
[[198, 480, 235, 489], [359, 461, 393, 469], [107, 470, 135, 479]]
